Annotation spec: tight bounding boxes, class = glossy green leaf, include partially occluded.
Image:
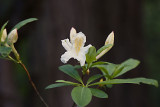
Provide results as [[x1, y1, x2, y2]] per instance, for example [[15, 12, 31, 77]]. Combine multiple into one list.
[[89, 78, 158, 87], [59, 64, 82, 83], [112, 58, 140, 78], [87, 74, 103, 85], [89, 88, 108, 98], [56, 80, 81, 86], [96, 44, 112, 56], [86, 46, 97, 64], [45, 83, 71, 89], [11, 18, 38, 31], [71, 87, 92, 107], [0, 21, 8, 44], [0, 46, 12, 57]]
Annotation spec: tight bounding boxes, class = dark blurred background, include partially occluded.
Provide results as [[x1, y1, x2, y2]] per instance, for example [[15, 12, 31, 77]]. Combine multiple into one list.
[[0, 0, 160, 107]]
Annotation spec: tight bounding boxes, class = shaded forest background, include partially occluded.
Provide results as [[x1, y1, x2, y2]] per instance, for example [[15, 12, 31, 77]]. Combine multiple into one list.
[[0, 0, 160, 107]]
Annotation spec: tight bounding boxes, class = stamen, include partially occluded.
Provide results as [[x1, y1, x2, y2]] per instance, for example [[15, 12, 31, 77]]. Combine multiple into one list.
[[74, 37, 84, 55]]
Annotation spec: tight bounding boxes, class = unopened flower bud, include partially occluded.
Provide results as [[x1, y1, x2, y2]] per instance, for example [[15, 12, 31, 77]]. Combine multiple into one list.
[[99, 78, 104, 87], [105, 31, 114, 45], [1, 29, 7, 42], [86, 69, 90, 75], [7, 29, 18, 44], [96, 31, 114, 60]]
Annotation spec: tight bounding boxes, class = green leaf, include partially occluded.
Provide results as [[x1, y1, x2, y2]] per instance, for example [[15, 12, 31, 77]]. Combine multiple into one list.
[[59, 64, 82, 83], [112, 58, 140, 78], [71, 87, 92, 107], [45, 83, 71, 89], [91, 61, 110, 67], [11, 18, 38, 31], [0, 21, 8, 44], [86, 46, 97, 64], [106, 84, 113, 88], [56, 80, 81, 86], [0, 46, 12, 57], [74, 65, 81, 69], [92, 64, 117, 78], [89, 78, 158, 87], [89, 88, 108, 98], [87, 74, 103, 85], [96, 44, 112, 56]]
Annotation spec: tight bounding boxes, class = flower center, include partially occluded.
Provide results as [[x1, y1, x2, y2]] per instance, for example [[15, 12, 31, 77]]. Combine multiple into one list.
[[74, 37, 84, 55]]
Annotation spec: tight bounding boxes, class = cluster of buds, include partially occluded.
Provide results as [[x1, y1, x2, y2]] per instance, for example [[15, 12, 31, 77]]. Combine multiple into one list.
[[1, 28, 20, 61], [1, 28, 18, 45]]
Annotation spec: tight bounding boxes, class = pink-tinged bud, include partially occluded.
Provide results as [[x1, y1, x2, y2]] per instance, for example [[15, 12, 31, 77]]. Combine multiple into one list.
[[1, 29, 7, 42], [96, 31, 114, 60], [7, 29, 18, 44]]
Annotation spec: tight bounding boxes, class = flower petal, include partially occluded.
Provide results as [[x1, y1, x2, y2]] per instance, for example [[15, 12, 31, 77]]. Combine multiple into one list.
[[61, 51, 73, 63], [70, 27, 77, 44], [61, 39, 72, 51], [74, 52, 86, 66], [72, 32, 86, 55], [83, 44, 92, 54]]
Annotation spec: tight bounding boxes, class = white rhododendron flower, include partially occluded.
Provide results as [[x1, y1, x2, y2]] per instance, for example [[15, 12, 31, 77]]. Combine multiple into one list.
[[96, 31, 114, 60], [61, 27, 92, 66]]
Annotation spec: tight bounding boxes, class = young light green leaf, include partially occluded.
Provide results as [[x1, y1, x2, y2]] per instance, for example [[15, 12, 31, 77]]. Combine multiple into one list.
[[0, 21, 8, 44], [45, 83, 71, 89], [96, 44, 112, 56], [56, 80, 81, 86], [59, 64, 82, 83], [89, 88, 108, 98], [0, 46, 12, 57], [89, 78, 158, 87], [86, 46, 97, 64], [11, 18, 38, 31], [71, 87, 92, 107], [87, 74, 103, 85], [113, 58, 140, 78]]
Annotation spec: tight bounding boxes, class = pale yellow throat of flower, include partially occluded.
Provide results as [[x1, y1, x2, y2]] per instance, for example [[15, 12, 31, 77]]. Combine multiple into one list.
[[74, 37, 84, 55]]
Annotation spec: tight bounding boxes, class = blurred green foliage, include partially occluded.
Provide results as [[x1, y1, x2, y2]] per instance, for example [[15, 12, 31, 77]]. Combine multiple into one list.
[[144, 0, 160, 106]]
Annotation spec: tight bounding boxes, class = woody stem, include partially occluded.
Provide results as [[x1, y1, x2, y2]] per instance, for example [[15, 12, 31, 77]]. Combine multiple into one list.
[[19, 61, 49, 107]]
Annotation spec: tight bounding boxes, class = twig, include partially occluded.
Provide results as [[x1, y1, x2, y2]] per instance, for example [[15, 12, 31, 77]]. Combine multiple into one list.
[[19, 62, 49, 107]]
